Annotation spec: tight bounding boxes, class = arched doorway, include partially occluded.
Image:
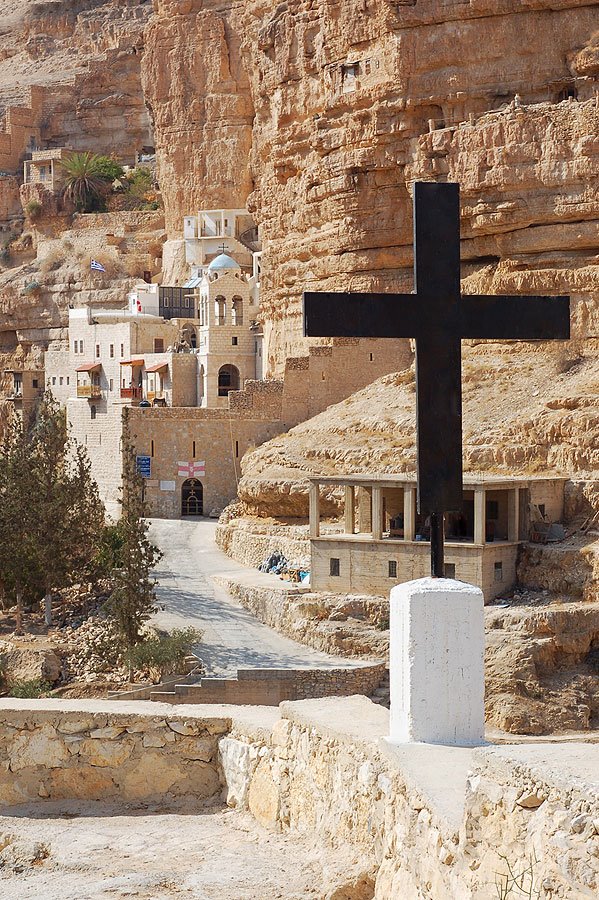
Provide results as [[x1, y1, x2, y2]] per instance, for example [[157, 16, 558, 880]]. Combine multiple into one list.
[[218, 364, 240, 397], [181, 478, 203, 516]]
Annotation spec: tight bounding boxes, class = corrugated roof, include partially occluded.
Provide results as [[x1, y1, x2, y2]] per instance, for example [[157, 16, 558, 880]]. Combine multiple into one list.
[[146, 362, 168, 373]]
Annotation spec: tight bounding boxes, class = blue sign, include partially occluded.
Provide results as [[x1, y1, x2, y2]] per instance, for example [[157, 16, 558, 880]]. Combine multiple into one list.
[[136, 455, 151, 478]]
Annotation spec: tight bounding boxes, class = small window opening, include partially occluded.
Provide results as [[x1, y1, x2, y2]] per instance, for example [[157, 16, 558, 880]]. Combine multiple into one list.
[[388, 560, 397, 579], [59, 377, 63, 386], [154, 338, 164, 353], [151, 440, 155, 457], [232, 336, 238, 346], [494, 562, 503, 582], [90, 405, 97, 420], [52, 377, 56, 385], [557, 86, 578, 102], [235, 440, 239, 458], [110, 344, 114, 358], [330, 558, 340, 577], [32, 379, 38, 388], [120, 344, 124, 357], [96, 344, 100, 358], [444, 563, 456, 579], [538, 503, 546, 518], [109, 378, 114, 391], [369, 353, 374, 361], [192, 440, 196, 457]]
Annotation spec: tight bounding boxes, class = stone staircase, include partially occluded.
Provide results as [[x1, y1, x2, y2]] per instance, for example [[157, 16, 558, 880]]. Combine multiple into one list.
[[369, 667, 390, 708], [146, 663, 386, 707]]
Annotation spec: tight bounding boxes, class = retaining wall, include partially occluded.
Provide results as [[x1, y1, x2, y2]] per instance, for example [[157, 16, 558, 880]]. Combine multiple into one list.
[[0, 701, 226, 807], [0, 698, 596, 899], [156, 664, 386, 706]]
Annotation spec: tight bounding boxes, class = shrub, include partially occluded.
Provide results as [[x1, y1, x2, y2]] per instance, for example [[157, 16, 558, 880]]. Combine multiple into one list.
[[8, 678, 52, 699], [94, 155, 124, 183], [124, 627, 202, 678], [25, 199, 42, 221]]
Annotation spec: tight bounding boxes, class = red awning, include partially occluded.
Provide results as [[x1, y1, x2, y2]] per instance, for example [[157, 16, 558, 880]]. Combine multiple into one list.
[[119, 359, 144, 367], [75, 362, 102, 373], [146, 362, 168, 373]]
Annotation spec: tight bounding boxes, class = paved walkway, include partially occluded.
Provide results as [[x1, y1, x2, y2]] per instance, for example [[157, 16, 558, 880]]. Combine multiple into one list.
[[148, 518, 361, 676]]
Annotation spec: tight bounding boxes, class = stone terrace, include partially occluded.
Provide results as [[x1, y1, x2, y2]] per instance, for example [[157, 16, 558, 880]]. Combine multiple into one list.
[[0, 698, 596, 898]]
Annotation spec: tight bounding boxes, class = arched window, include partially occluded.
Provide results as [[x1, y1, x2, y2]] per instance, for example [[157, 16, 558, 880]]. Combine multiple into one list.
[[90, 405, 97, 420], [218, 364, 240, 397], [232, 296, 243, 326], [215, 295, 226, 325]]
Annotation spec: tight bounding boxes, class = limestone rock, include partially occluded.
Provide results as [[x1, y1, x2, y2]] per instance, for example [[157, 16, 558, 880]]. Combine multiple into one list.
[[79, 738, 134, 768], [1, 645, 63, 685], [248, 758, 280, 828], [8, 725, 69, 771]]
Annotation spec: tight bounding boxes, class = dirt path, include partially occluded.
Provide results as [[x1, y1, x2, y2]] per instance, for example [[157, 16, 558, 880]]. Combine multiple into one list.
[[0, 800, 359, 900]]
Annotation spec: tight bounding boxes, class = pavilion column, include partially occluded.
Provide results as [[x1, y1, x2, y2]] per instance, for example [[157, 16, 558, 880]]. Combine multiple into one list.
[[344, 486, 355, 535], [508, 488, 520, 542], [357, 487, 372, 533], [474, 488, 486, 544], [403, 487, 416, 541], [372, 487, 383, 540], [309, 483, 320, 538]]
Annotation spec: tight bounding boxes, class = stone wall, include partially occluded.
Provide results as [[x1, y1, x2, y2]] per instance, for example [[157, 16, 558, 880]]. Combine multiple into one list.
[[157, 664, 386, 706], [0, 700, 227, 807], [215, 518, 310, 568], [213, 575, 390, 659], [220, 696, 599, 899], [1, 697, 596, 897]]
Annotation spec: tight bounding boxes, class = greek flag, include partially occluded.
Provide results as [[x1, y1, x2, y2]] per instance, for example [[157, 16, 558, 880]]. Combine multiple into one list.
[[90, 259, 106, 272]]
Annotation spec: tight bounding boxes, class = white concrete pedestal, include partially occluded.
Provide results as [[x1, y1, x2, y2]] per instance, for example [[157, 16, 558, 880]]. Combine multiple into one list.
[[388, 577, 485, 746]]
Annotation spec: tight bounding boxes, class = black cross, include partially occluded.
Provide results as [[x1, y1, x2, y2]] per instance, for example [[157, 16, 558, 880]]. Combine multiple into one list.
[[218, 243, 229, 255], [303, 182, 570, 577]]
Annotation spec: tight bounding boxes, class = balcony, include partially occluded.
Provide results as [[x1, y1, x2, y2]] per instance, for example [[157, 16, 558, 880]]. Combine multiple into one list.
[[77, 384, 102, 400], [120, 386, 142, 401]]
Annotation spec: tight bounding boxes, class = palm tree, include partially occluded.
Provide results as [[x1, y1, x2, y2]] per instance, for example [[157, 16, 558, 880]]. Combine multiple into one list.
[[61, 152, 109, 212]]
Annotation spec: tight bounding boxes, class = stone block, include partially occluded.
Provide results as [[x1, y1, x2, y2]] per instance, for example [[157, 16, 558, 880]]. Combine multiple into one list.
[[388, 577, 485, 746]]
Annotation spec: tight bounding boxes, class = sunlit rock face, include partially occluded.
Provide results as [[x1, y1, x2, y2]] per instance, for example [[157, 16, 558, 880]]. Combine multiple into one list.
[[144, 0, 598, 372]]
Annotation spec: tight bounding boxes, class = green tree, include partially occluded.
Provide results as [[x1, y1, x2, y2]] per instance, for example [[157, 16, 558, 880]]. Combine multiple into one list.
[[106, 421, 162, 650], [0, 394, 106, 630], [30, 395, 105, 624], [61, 152, 111, 213], [0, 418, 43, 632]]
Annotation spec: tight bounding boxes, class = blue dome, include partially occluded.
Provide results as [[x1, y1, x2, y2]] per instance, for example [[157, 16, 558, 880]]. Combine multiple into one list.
[[208, 253, 241, 272]]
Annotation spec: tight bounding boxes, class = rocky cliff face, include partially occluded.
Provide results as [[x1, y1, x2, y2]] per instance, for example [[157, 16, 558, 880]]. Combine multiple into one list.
[[142, 0, 254, 237], [142, 0, 598, 371], [0, 0, 152, 159]]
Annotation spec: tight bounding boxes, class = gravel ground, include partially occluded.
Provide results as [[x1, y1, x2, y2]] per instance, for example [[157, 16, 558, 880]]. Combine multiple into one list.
[[0, 801, 357, 900]]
